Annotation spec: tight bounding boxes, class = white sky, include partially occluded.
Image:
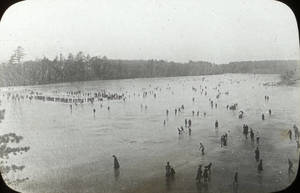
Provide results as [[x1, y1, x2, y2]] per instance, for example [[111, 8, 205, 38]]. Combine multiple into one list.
[[0, 0, 299, 64]]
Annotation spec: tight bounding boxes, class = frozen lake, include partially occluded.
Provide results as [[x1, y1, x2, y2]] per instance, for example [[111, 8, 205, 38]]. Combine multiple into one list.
[[0, 73, 299, 193]]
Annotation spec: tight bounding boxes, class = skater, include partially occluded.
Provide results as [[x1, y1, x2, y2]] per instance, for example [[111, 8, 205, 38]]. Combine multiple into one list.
[[188, 127, 192, 135], [170, 167, 176, 177], [234, 172, 238, 184], [215, 120, 219, 129], [262, 113, 265, 120], [268, 109, 271, 116], [224, 133, 228, 146], [250, 128, 254, 141], [112, 155, 120, 169], [255, 147, 260, 162], [288, 159, 294, 175], [293, 125, 299, 140], [203, 168, 209, 182], [196, 165, 203, 183], [205, 162, 212, 175], [199, 143, 205, 155], [163, 120, 166, 126], [165, 162, 171, 177], [185, 119, 187, 127], [221, 135, 224, 147], [177, 128, 181, 135], [256, 132, 260, 145], [288, 129, 292, 141], [188, 119, 192, 127]]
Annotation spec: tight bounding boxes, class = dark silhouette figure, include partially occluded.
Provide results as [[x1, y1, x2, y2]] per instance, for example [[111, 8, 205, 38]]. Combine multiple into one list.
[[166, 162, 171, 177], [215, 120, 218, 129], [288, 129, 292, 141], [234, 172, 238, 184], [255, 147, 260, 162], [288, 159, 294, 175], [112, 155, 120, 169], [196, 165, 203, 183]]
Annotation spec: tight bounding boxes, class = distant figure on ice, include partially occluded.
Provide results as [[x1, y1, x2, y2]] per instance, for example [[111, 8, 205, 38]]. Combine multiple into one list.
[[165, 162, 171, 177], [288, 129, 292, 141], [199, 143, 205, 155], [203, 168, 209, 182], [250, 128, 254, 142], [256, 132, 260, 145], [293, 125, 299, 140], [268, 109, 272, 116], [234, 172, 238, 184], [255, 147, 260, 162], [261, 113, 265, 120], [196, 165, 203, 183], [166, 109, 169, 116], [170, 167, 176, 178], [288, 158, 294, 175], [112, 155, 120, 169], [163, 120, 166, 126], [215, 120, 219, 129], [188, 119, 192, 127], [257, 159, 263, 172], [185, 119, 188, 127], [205, 162, 212, 175], [189, 127, 192, 135]]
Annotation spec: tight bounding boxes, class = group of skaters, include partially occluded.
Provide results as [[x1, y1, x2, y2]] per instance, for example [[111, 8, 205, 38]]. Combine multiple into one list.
[[243, 124, 260, 144], [176, 119, 193, 135], [195, 163, 212, 183]]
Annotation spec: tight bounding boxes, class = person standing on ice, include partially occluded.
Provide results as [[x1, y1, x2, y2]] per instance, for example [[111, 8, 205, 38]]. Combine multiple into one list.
[[255, 147, 260, 162], [288, 158, 294, 175], [262, 113, 265, 120], [233, 172, 238, 184], [288, 129, 292, 141], [215, 120, 219, 129], [165, 162, 171, 177], [199, 143, 205, 155], [112, 155, 120, 169], [196, 165, 203, 183], [293, 125, 299, 140]]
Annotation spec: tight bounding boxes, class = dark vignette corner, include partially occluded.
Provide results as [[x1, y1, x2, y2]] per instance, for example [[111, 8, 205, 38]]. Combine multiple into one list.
[[0, 0, 299, 193]]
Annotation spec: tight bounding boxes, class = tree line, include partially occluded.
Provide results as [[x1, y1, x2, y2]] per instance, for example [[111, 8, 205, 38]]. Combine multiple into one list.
[[0, 49, 299, 87]]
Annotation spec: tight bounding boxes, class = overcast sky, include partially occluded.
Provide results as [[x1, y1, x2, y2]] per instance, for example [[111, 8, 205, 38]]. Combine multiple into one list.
[[0, 0, 299, 64]]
